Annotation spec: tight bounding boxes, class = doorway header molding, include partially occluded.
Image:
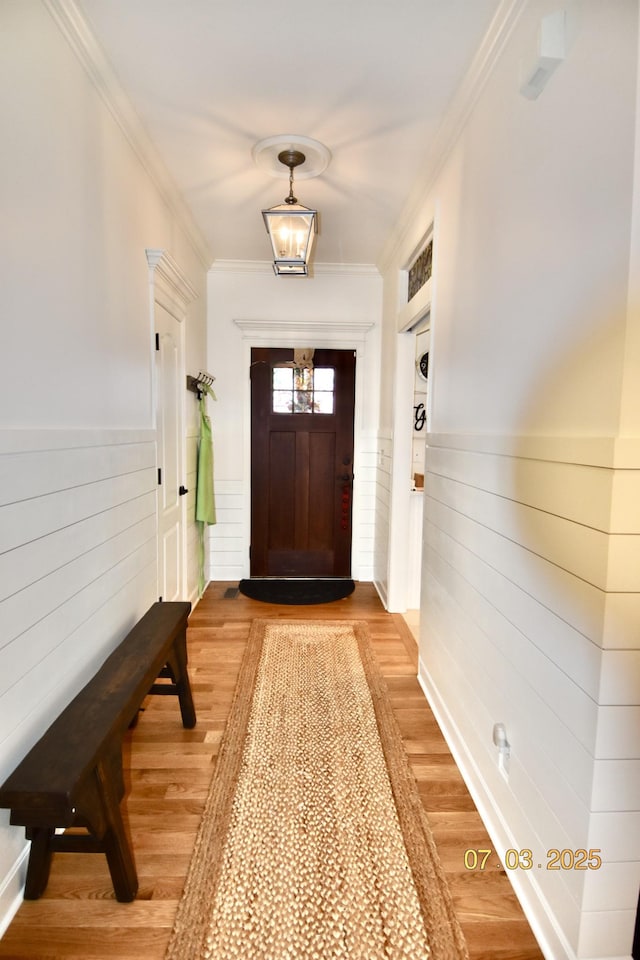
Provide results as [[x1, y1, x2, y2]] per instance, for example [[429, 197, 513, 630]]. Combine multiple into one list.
[[234, 318, 374, 348]]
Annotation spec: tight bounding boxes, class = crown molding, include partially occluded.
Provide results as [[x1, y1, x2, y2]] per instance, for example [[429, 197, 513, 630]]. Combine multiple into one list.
[[43, 0, 213, 271], [146, 248, 198, 316], [210, 260, 280, 276], [210, 259, 380, 279], [377, 0, 528, 273]]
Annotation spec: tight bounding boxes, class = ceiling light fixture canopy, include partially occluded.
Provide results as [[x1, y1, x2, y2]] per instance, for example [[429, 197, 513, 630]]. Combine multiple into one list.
[[261, 148, 318, 277]]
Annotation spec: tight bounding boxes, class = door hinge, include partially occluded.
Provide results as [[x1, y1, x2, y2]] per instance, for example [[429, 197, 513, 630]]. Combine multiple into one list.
[[158, 595, 163, 602], [157, 468, 162, 485], [155, 332, 160, 351]]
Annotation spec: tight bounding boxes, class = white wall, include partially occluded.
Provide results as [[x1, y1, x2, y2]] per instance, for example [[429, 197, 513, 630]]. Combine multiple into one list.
[[207, 262, 382, 583], [0, 0, 209, 931], [378, 1, 640, 958]]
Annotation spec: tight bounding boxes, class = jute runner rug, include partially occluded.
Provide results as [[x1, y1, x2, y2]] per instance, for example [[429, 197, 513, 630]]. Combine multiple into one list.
[[165, 619, 468, 960]]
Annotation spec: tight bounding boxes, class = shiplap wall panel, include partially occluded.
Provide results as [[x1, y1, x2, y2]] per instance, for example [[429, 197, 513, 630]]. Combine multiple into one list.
[[423, 549, 596, 830], [208, 481, 245, 580], [0, 491, 155, 604], [425, 445, 617, 531], [1, 512, 155, 652], [603, 592, 640, 648], [607, 535, 640, 591], [0, 559, 156, 783], [426, 471, 612, 594], [0, 521, 156, 699], [0, 430, 158, 925], [0, 469, 154, 556], [373, 431, 392, 601], [583, 860, 640, 911], [588, 811, 640, 862], [600, 651, 640, 704], [1, 547, 155, 722], [577, 909, 635, 958], [425, 501, 603, 704], [420, 613, 588, 948], [0, 430, 157, 774], [426, 486, 606, 644], [421, 571, 589, 945], [595, 706, 640, 758], [0, 539, 156, 759], [0, 442, 155, 505], [352, 433, 378, 580], [420, 437, 640, 957], [611, 469, 640, 529], [592, 759, 640, 811], [424, 536, 599, 804]]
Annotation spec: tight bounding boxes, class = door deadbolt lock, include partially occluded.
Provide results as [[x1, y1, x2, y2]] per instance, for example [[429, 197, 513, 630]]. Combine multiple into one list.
[[179, 485, 189, 496]]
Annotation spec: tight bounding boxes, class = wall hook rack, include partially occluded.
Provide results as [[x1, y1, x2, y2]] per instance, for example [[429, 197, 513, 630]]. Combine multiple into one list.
[[186, 371, 216, 400]]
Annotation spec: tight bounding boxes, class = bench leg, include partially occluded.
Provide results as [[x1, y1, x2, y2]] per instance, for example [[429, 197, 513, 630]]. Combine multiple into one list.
[[167, 631, 196, 729], [95, 754, 138, 902], [24, 827, 55, 899]]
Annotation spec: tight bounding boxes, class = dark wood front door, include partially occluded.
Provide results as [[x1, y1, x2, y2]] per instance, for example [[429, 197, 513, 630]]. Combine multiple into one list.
[[250, 347, 356, 577]]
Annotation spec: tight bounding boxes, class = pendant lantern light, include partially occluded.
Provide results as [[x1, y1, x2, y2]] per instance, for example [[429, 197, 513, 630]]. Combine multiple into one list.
[[261, 149, 317, 276]]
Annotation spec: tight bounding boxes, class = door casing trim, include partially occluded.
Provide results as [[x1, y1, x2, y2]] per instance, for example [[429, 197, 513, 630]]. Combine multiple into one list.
[[234, 319, 374, 581]]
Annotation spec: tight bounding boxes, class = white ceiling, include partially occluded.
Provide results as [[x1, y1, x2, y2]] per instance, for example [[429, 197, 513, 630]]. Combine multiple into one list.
[[77, 0, 504, 267]]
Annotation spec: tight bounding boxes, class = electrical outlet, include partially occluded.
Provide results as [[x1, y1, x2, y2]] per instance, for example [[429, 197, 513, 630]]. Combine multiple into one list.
[[493, 722, 511, 782]]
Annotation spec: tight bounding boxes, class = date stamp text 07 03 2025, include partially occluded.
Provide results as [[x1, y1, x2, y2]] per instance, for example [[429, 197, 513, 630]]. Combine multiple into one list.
[[463, 848, 603, 872]]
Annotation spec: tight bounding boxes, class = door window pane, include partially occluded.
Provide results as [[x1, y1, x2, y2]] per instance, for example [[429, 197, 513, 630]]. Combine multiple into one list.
[[273, 368, 293, 389], [272, 366, 335, 414], [313, 368, 334, 391], [314, 391, 334, 414]]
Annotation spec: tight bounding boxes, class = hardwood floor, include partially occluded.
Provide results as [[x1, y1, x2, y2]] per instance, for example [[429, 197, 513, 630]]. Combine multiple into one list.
[[0, 582, 544, 959]]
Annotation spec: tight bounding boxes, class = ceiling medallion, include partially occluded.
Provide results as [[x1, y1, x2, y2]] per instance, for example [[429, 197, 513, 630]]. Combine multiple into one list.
[[252, 135, 331, 181]]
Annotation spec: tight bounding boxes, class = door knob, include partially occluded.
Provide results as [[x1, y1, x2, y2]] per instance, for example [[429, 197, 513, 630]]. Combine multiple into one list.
[[179, 485, 189, 496]]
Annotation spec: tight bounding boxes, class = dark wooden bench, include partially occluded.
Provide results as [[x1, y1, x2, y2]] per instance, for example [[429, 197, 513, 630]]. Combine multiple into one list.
[[0, 601, 195, 902]]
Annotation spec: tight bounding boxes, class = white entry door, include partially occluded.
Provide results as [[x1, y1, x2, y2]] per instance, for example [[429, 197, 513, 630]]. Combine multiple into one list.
[[156, 303, 185, 601]]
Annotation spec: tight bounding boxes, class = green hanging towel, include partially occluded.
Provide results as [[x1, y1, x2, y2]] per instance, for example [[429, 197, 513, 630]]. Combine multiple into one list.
[[195, 390, 216, 597]]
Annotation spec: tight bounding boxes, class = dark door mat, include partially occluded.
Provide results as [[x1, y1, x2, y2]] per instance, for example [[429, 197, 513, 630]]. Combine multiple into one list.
[[238, 578, 355, 605]]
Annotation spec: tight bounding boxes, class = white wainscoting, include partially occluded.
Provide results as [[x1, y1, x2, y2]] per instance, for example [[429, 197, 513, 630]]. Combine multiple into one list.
[[207, 431, 380, 585], [0, 428, 158, 935], [373, 430, 393, 606], [207, 480, 246, 582], [418, 434, 640, 960], [352, 430, 379, 583]]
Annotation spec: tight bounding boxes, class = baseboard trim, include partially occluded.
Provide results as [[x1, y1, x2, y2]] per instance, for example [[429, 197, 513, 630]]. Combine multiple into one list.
[[188, 582, 203, 609], [417, 656, 579, 960], [0, 842, 29, 938], [373, 578, 389, 610]]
